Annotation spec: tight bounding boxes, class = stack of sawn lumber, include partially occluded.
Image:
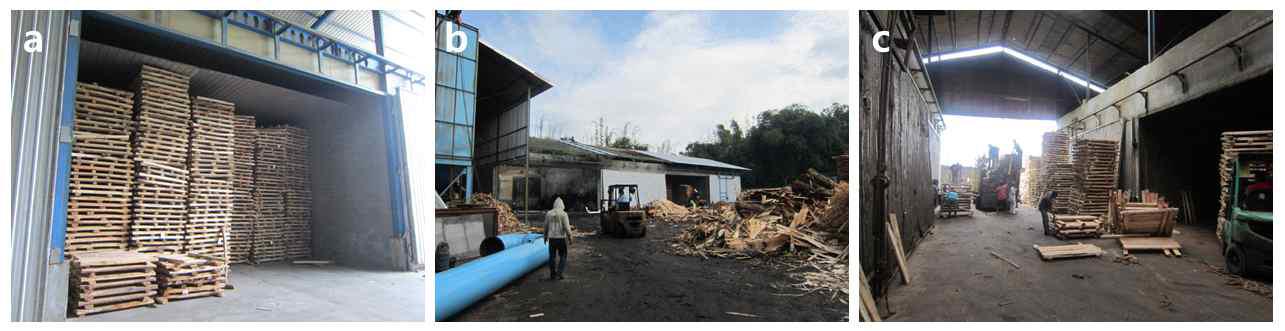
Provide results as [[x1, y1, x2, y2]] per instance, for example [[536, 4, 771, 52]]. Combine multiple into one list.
[[283, 126, 312, 259], [1217, 130, 1271, 241], [1040, 132, 1077, 214], [1070, 139, 1119, 217], [68, 251, 158, 316], [252, 127, 289, 263], [129, 65, 192, 254], [229, 115, 257, 263], [186, 97, 236, 262], [65, 83, 136, 254], [154, 254, 227, 303]]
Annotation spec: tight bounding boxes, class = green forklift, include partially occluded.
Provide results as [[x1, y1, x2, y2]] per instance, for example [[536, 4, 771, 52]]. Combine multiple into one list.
[[1221, 153, 1273, 276]]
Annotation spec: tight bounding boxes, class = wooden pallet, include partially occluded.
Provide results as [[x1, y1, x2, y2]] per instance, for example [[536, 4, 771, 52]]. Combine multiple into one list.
[[1070, 139, 1119, 218], [186, 96, 236, 263], [1052, 215, 1102, 239], [1119, 237, 1183, 257], [1033, 243, 1104, 260], [155, 254, 227, 303], [68, 251, 158, 317], [1216, 130, 1271, 241]]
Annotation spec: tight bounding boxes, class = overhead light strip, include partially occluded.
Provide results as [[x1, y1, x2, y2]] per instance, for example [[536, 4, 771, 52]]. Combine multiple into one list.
[[924, 46, 1106, 94]]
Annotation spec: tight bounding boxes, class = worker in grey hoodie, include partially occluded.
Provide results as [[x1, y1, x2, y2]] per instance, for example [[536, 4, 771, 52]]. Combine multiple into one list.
[[543, 197, 573, 280]]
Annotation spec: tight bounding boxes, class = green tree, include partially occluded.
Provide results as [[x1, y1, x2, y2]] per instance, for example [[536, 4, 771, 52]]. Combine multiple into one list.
[[685, 103, 848, 188]]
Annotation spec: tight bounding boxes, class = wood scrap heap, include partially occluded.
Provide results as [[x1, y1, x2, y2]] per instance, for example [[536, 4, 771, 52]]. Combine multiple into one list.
[[1217, 130, 1272, 241], [68, 251, 158, 316], [1070, 139, 1119, 217], [129, 65, 193, 254], [1039, 132, 1076, 214], [229, 115, 257, 263], [66, 83, 136, 254], [186, 97, 236, 262], [154, 254, 228, 303], [646, 199, 690, 219], [471, 192, 531, 233], [668, 169, 849, 300]]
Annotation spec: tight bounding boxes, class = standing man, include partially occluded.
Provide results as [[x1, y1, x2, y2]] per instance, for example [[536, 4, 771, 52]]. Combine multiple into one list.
[[1038, 191, 1058, 236], [544, 197, 573, 280]]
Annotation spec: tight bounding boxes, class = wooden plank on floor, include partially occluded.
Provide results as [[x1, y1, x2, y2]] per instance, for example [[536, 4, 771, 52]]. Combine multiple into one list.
[[858, 265, 881, 322], [887, 214, 911, 285]]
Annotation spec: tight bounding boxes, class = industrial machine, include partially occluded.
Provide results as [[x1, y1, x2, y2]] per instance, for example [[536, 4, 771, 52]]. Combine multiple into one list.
[[600, 184, 648, 238], [974, 143, 1023, 212], [1221, 154, 1272, 276]]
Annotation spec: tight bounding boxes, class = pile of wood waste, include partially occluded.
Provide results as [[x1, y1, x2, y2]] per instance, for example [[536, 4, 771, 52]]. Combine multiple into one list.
[[659, 169, 849, 301], [471, 193, 538, 233]]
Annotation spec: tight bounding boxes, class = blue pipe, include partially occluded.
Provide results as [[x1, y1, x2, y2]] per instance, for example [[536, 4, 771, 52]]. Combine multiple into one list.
[[436, 233, 548, 321]]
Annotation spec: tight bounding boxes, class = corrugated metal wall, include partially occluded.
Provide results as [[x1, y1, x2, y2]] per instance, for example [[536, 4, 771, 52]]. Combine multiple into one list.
[[10, 10, 73, 322], [858, 11, 941, 301]]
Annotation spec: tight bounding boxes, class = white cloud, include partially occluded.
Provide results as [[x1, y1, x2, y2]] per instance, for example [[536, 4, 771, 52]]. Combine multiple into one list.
[[516, 11, 848, 149]]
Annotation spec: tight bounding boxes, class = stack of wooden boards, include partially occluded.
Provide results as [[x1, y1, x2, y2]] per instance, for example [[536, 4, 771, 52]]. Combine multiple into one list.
[[155, 254, 228, 303], [129, 65, 193, 254], [939, 191, 974, 217], [186, 97, 236, 262], [66, 83, 136, 254], [1217, 130, 1272, 241], [1039, 132, 1077, 214], [252, 126, 312, 262], [1033, 243, 1104, 260], [229, 115, 257, 264], [253, 128, 289, 263], [283, 127, 312, 259], [1051, 215, 1102, 239], [1070, 139, 1120, 217], [1022, 156, 1041, 207], [68, 251, 158, 316]]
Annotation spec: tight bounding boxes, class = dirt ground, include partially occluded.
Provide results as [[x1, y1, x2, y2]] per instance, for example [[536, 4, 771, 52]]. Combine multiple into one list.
[[450, 214, 849, 322], [881, 206, 1272, 322]]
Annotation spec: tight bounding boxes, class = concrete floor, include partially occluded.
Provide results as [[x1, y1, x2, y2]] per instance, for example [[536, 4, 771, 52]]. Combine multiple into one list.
[[883, 207, 1272, 321], [74, 262, 425, 322]]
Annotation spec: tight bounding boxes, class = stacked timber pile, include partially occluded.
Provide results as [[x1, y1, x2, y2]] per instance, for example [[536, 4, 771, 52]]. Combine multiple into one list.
[[283, 126, 312, 259], [646, 199, 690, 219], [1070, 139, 1120, 217], [68, 251, 158, 316], [65, 83, 136, 254], [1021, 156, 1041, 207], [668, 169, 848, 299], [253, 127, 289, 263], [129, 65, 192, 254], [154, 254, 227, 303], [229, 115, 257, 263], [1039, 132, 1076, 214], [186, 97, 235, 262], [1051, 215, 1101, 239], [1217, 130, 1272, 240], [472, 193, 530, 233], [939, 191, 974, 217]]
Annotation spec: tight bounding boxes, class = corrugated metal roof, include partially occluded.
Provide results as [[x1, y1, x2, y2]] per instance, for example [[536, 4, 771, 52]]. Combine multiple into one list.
[[560, 139, 618, 157], [634, 150, 751, 172]]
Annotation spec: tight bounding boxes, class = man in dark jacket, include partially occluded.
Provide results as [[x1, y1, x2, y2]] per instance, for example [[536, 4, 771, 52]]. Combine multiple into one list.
[[1038, 191, 1057, 235]]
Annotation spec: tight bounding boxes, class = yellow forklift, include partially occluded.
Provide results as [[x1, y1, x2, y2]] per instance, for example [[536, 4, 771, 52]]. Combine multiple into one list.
[[600, 184, 647, 238]]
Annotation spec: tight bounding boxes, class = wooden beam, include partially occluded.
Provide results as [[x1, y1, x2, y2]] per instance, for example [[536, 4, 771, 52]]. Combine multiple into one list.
[[887, 214, 911, 284]]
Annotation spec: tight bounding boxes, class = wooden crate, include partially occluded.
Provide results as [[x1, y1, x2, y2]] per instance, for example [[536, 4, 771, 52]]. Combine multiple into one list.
[[155, 254, 228, 303], [68, 251, 158, 317]]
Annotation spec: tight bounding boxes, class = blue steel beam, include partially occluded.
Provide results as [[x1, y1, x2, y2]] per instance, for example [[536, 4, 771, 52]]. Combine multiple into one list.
[[311, 10, 335, 29]]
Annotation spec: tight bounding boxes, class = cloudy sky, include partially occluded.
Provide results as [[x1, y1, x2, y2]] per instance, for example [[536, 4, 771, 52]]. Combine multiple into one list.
[[462, 10, 848, 150], [938, 115, 1058, 167]]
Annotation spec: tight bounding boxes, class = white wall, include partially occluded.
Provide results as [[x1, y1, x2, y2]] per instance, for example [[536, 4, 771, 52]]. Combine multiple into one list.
[[601, 169, 667, 207], [708, 175, 742, 203]]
